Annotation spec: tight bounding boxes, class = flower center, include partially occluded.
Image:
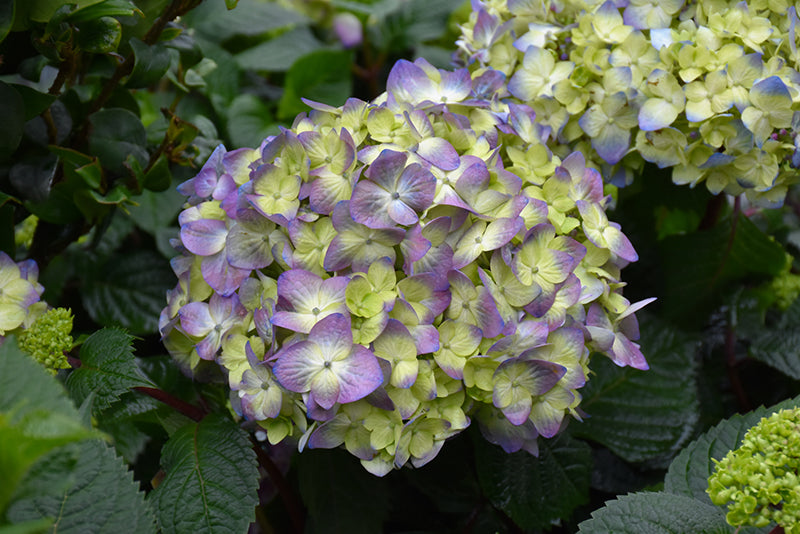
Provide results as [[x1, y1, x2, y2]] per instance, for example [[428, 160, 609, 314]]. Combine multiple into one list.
[[312, 307, 321, 316]]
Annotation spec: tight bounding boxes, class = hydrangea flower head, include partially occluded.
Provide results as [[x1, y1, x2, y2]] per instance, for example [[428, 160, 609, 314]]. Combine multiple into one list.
[[161, 56, 651, 474], [457, 0, 800, 206]]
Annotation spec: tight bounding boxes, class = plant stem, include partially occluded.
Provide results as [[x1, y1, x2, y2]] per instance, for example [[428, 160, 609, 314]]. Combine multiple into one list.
[[133, 386, 207, 422], [698, 193, 726, 230]]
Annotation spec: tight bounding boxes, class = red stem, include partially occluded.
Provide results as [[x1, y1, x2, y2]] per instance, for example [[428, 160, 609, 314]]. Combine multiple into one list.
[[133, 386, 206, 422]]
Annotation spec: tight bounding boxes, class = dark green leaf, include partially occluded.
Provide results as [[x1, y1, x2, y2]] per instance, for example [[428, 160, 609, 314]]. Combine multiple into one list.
[[11, 85, 57, 121], [0, 81, 25, 154], [75, 16, 121, 53], [74, 159, 102, 188], [149, 415, 259, 534], [97, 418, 151, 463], [234, 26, 322, 72], [278, 50, 353, 121], [0, 0, 14, 43], [577, 492, 730, 534], [748, 299, 800, 379], [297, 448, 389, 534], [664, 394, 800, 504], [127, 38, 171, 88], [141, 154, 173, 192], [21, 0, 104, 23], [82, 250, 176, 335], [65, 328, 154, 411], [226, 94, 276, 149], [659, 214, 786, 325], [473, 432, 592, 530], [66, 0, 142, 23], [571, 317, 699, 465], [88, 108, 147, 174], [7, 440, 155, 534], [182, 0, 308, 41], [127, 185, 183, 235]]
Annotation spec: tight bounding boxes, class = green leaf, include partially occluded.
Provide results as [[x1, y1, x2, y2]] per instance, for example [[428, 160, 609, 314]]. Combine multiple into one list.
[[149, 415, 259, 534], [278, 49, 353, 121], [0, 81, 25, 154], [0, 339, 97, 516], [664, 394, 800, 504], [66, 0, 142, 23], [473, 431, 592, 530], [297, 448, 390, 534], [181, 0, 308, 41], [659, 214, 786, 325], [577, 492, 731, 533], [226, 94, 276, 149], [6, 440, 155, 533], [0, 1, 14, 44], [82, 250, 176, 335], [224, 0, 238, 8], [571, 317, 699, 465], [127, 38, 171, 89], [0, 518, 54, 534], [75, 16, 121, 53], [8, 85, 55, 121], [88, 108, 147, 174], [748, 299, 800, 379], [127, 185, 183, 235], [65, 328, 154, 412], [234, 26, 322, 72]]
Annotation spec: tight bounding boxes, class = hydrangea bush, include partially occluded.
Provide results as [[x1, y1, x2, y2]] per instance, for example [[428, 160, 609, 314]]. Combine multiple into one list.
[[456, 0, 800, 206], [160, 57, 652, 474]]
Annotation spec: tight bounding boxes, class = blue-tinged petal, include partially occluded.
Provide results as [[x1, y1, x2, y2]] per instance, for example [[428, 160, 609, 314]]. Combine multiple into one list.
[[273, 340, 323, 393], [181, 219, 227, 257], [336, 345, 384, 403], [638, 98, 679, 131], [416, 137, 460, 171], [386, 59, 436, 106], [591, 124, 630, 165], [351, 180, 396, 228], [201, 252, 251, 297]]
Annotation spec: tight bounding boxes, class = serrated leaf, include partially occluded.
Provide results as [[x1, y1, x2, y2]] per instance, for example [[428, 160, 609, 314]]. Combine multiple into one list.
[[82, 250, 177, 335], [149, 415, 259, 534], [65, 329, 154, 412], [577, 492, 731, 533], [664, 394, 800, 504], [7, 440, 155, 534], [748, 299, 800, 379], [659, 214, 785, 324], [473, 431, 592, 530], [297, 448, 389, 534], [278, 50, 352, 121], [234, 26, 322, 72], [88, 108, 147, 174], [571, 317, 699, 465]]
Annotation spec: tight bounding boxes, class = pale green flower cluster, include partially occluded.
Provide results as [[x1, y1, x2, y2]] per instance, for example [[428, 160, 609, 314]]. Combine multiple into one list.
[[18, 307, 74, 375], [456, 0, 800, 206], [708, 407, 800, 532]]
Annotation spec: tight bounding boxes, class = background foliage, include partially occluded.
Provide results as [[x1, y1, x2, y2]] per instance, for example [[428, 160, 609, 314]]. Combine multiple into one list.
[[1, 0, 799, 533]]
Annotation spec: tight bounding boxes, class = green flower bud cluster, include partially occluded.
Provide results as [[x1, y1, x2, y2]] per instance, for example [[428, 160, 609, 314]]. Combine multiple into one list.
[[770, 255, 800, 310], [18, 307, 74, 375], [457, 0, 800, 207], [708, 407, 800, 532], [14, 215, 38, 249]]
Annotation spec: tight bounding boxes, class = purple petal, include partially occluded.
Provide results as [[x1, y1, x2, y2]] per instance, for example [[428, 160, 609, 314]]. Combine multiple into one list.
[[350, 180, 396, 228], [416, 138, 460, 171], [181, 219, 228, 256], [336, 345, 384, 403], [396, 163, 436, 212], [201, 252, 251, 297], [365, 149, 408, 190], [386, 59, 436, 105], [178, 301, 213, 337]]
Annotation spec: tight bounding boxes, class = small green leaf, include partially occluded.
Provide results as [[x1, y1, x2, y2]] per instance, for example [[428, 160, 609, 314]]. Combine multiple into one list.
[[571, 317, 699, 465], [6, 440, 155, 533], [224, 0, 238, 8], [226, 94, 276, 149], [66, 0, 142, 23], [65, 328, 154, 412], [0, 81, 25, 154], [149, 415, 259, 534], [577, 492, 730, 533], [10, 85, 56, 121], [75, 16, 122, 53], [74, 159, 103, 188], [82, 250, 176, 335], [664, 394, 800, 504], [184, 57, 217, 88], [473, 432, 592, 530], [127, 185, 183, 235], [141, 154, 172, 192], [278, 49, 353, 121], [0, 0, 14, 44], [88, 108, 147, 174], [127, 38, 171, 89]]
